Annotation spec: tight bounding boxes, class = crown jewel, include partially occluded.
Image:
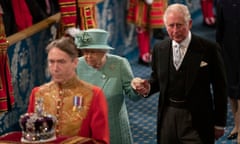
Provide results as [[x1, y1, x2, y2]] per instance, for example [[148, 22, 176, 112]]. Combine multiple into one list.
[[19, 98, 57, 142]]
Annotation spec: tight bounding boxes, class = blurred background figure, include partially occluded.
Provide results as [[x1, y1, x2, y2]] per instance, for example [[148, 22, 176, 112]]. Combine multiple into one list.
[[58, 0, 103, 37], [127, 0, 168, 66], [216, 0, 240, 142], [200, 0, 216, 27]]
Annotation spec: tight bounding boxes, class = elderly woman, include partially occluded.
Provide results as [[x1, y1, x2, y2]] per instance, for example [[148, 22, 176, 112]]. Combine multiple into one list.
[[71, 28, 141, 144]]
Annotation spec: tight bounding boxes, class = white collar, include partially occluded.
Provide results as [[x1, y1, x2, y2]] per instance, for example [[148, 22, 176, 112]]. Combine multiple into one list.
[[172, 31, 191, 49]]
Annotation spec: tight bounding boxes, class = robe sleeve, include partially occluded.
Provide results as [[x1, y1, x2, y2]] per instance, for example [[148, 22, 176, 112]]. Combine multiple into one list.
[[27, 87, 39, 113], [80, 86, 109, 144]]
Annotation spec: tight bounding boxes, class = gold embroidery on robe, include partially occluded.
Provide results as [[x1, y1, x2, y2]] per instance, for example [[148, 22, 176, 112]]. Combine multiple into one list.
[[35, 76, 94, 136]]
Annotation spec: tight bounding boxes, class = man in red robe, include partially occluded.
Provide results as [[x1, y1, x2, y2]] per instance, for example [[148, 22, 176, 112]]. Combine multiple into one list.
[[27, 36, 109, 144]]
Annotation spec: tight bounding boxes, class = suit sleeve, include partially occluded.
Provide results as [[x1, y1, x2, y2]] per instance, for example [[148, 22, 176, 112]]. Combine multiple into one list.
[[149, 42, 162, 95], [211, 43, 228, 127]]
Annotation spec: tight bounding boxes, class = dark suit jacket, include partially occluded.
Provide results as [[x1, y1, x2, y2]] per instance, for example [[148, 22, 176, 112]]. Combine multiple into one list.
[[148, 34, 227, 144]]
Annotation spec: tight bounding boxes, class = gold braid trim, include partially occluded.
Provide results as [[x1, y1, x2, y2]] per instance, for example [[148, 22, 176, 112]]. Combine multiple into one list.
[[60, 136, 97, 144], [59, 1, 76, 6]]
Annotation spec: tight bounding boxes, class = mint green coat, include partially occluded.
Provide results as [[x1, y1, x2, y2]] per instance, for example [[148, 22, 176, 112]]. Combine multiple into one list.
[[76, 54, 140, 144]]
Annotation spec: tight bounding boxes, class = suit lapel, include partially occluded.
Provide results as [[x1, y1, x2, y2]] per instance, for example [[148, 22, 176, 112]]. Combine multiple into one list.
[[184, 35, 204, 96], [159, 40, 171, 96]]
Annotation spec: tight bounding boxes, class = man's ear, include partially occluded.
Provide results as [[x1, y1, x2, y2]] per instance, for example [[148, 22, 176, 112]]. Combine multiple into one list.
[[189, 20, 193, 29], [73, 57, 79, 66]]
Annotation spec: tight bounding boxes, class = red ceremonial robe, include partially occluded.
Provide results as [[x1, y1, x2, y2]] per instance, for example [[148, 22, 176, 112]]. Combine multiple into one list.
[[27, 76, 109, 144], [11, 0, 32, 31], [58, 0, 98, 36], [127, 0, 167, 61]]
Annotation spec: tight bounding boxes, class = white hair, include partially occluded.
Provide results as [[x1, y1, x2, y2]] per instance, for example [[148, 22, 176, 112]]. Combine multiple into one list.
[[163, 3, 191, 24]]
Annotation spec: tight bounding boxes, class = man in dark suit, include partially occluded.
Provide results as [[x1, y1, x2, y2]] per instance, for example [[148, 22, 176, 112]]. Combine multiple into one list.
[[131, 3, 227, 144]]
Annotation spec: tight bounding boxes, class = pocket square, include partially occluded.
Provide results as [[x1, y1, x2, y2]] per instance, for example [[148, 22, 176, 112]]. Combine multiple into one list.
[[200, 61, 208, 67]]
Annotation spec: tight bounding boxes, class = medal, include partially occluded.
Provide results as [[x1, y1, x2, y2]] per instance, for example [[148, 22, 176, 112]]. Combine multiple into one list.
[[72, 96, 82, 111]]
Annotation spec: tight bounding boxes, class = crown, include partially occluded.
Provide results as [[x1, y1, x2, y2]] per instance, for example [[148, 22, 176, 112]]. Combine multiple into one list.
[[19, 98, 57, 143]]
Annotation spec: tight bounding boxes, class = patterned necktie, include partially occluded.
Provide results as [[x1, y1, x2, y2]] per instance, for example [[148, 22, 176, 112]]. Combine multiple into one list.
[[173, 43, 182, 70]]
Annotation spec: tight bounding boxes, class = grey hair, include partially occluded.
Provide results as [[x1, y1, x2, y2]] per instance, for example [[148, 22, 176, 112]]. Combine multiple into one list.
[[163, 3, 191, 24]]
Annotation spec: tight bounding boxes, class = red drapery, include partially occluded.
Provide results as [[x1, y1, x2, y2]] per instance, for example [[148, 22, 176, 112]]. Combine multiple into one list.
[[0, 13, 14, 112]]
